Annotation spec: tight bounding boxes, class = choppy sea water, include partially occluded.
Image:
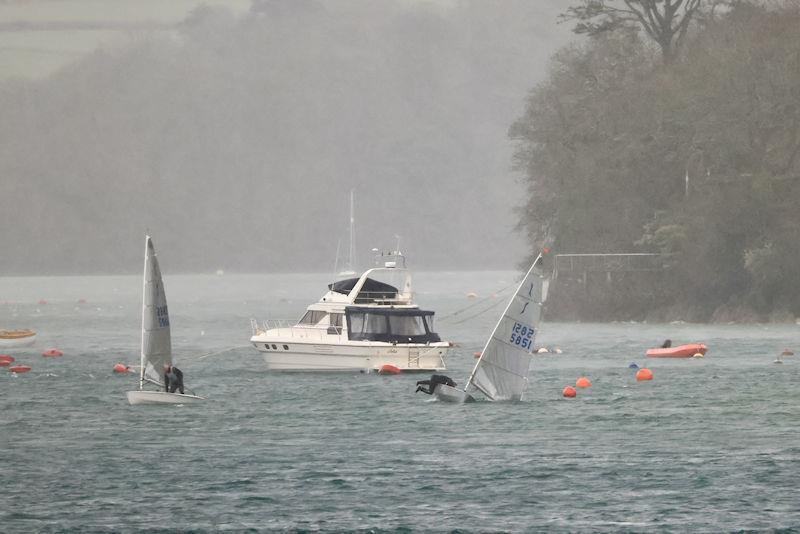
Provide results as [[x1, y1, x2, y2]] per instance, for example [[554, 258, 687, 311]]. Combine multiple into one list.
[[1, 272, 799, 533]]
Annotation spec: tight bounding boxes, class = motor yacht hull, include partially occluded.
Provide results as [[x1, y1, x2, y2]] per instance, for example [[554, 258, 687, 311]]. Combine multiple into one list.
[[251, 336, 449, 372]]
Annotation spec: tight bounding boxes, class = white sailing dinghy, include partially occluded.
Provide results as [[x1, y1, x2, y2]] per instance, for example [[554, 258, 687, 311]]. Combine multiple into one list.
[[127, 235, 204, 406], [433, 254, 549, 403]]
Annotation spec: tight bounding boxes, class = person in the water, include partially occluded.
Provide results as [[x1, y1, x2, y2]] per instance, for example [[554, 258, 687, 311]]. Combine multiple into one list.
[[415, 374, 457, 394], [661, 339, 672, 348], [164, 364, 184, 394]]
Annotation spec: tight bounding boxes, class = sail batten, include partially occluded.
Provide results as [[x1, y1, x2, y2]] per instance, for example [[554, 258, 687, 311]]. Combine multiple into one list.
[[464, 255, 548, 401], [472, 357, 532, 377]]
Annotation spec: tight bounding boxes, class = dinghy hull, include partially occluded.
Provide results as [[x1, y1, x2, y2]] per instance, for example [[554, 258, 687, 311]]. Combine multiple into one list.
[[0, 330, 37, 348], [127, 391, 204, 405], [433, 383, 474, 403], [646, 343, 707, 358]]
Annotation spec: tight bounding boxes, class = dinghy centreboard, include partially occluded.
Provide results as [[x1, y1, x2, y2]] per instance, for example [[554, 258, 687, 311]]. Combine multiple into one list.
[[433, 254, 549, 403], [127, 235, 203, 406]]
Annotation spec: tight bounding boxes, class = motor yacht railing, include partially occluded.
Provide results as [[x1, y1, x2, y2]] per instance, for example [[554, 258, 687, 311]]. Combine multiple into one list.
[[250, 319, 346, 342], [353, 291, 413, 305], [406, 347, 447, 369]]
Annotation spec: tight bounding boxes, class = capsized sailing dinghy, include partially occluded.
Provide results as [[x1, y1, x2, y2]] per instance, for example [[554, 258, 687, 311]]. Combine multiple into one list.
[[431, 254, 549, 403], [127, 235, 203, 406]]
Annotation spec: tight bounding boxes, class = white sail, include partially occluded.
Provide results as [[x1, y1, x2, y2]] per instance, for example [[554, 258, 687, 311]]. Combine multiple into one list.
[[464, 255, 548, 401], [139, 235, 172, 388]]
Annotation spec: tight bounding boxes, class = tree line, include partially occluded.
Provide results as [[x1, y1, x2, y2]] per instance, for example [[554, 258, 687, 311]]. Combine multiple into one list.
[[512, 1, 800, 322]]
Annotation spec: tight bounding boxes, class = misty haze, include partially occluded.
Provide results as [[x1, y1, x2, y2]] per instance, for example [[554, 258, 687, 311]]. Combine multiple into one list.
[[0, 0, 571, 275]]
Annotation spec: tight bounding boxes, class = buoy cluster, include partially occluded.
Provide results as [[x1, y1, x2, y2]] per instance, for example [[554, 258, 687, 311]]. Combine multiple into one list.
[[562, 376, 593, 398], [563, 367, 654, 398], [3, 347, 66, 374]]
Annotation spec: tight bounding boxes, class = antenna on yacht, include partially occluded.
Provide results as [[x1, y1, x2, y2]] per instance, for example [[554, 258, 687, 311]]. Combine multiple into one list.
[[332, 239, 342, 285], [393, 235, 406, 268]]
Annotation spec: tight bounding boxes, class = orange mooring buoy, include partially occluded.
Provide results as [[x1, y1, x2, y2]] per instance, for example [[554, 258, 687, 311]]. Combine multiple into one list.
[[42, 349, 64, 357], [378, 364, 401, 375], [9, 364, 31, 373], [0, 354, 15, 366], [562, 386, 577, 398], [636, 368, 654, 381], [576, 376, 592, 388]]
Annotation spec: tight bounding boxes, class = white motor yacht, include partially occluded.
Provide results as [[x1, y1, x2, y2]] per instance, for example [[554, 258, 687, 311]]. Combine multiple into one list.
[[250, 252, 450, 372]]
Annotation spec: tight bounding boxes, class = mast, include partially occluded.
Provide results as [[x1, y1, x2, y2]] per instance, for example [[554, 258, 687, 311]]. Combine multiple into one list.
[[464, 255, 542, 395], [347, 189, 355, 272], [139, 234, 149, 391]]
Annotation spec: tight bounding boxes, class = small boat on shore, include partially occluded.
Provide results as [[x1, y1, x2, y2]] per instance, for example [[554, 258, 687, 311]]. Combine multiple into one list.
[[646, 343, 708, 358], [0, 329, 37, 348]]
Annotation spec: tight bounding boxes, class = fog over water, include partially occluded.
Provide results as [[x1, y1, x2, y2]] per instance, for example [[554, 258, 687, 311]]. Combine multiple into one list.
[[0, 0, 572, 275]]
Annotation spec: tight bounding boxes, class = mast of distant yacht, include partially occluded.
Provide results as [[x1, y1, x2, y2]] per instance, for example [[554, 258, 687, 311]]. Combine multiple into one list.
[[346, 189, 356, 272]]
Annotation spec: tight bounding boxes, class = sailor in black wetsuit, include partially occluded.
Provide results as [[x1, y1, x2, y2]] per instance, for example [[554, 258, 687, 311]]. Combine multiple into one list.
[[415, 374, 457, 395], [164, 364, 185, 394], [661, 339, 672, 348]]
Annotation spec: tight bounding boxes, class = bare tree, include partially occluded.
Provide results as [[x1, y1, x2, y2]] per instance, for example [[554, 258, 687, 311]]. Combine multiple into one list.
[[561, 0, 704, 62]]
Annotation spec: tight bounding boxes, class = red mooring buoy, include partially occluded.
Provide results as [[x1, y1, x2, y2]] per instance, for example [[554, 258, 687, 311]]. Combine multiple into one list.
[[378, 364, 401, 375], [42, 349, 64, 358], [0, 354, 15, 366], [9, 364, 31, 373], [562, 386, 577, 398]]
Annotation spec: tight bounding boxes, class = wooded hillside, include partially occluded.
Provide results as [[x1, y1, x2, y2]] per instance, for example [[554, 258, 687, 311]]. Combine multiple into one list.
[[512, 1, 800, 322]]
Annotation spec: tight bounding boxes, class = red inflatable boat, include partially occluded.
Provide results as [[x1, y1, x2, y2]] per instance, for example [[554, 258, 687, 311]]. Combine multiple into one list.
[[646, 343, 708, 358]]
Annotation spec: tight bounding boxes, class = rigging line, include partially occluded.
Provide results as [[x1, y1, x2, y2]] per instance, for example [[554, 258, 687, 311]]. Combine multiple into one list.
[[450, 298, 506, 325], [195, 345, 251, 361], [438, 283, 516, 322]]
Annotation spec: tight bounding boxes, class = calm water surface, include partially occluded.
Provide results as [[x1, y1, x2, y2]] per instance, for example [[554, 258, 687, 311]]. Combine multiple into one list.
[[1, 272, 799, 532]]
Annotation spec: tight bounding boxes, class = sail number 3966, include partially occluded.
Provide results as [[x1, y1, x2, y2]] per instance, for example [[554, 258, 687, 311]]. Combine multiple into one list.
[[509, 321, 534, 349]]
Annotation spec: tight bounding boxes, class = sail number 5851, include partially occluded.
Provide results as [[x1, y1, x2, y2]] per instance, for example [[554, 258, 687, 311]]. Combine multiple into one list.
[[509, 321, 534, 349]]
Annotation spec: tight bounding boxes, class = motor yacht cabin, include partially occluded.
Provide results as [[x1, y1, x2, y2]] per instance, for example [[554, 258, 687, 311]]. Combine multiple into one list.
[[250, 253, 450, 372]]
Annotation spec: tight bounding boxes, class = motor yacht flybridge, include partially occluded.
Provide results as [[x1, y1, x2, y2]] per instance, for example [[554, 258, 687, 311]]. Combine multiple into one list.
[[250, 251, 450, 372]]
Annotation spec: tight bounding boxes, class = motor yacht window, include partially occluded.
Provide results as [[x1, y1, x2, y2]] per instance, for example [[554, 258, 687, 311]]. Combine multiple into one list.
[[345, 307, 441, 343], [298, 310, 326, 325], [388, 315, 426, 336], [330, 313, 343, 328], [348, 313, 364, 335], [364, 313, 388, 334]]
